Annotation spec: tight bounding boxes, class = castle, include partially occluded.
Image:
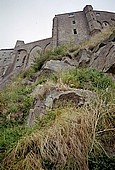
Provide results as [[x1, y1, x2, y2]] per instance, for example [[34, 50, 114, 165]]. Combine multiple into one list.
[[0, 5, 115, 82]]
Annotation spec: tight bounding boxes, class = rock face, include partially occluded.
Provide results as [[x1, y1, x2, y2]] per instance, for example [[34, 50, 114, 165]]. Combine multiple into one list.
[[27, 36, 115, 126], [89, 42, 115, 73], [27, 83, 94, 126], [78, 49, 91, 67], [62, 57, 79, 67]]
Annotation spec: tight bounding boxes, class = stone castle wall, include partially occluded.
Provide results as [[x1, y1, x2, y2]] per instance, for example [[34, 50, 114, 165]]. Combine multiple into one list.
[[0, 5, 115, 82], [52, 5, 115, 47]]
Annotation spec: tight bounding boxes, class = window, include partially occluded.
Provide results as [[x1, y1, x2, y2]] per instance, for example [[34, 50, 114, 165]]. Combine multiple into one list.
[[72, 20, 75, 24], [96, 13, 100, 16], [73, 29, 77, 34], [102, 21, 109, 27]]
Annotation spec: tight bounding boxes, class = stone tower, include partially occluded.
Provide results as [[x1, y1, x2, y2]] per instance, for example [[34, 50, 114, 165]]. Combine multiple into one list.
[[83, 5, 101, 35]]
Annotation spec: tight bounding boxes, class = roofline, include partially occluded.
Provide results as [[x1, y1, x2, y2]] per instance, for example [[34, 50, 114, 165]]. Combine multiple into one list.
[[25, 37, 52, 46], [0, 48, 14, 51], [54, 9, 115, 17]]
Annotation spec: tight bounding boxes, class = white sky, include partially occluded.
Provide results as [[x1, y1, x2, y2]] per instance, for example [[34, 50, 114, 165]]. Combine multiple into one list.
[[0, 0, 115, 49]]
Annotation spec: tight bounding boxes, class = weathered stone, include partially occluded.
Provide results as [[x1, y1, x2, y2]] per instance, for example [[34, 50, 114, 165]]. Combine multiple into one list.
[[62, 57, 79, 67], [0, 6, 115, 86], [90, 42, 115, 73], [31, 84, 44, 99], [78, 49, 91, 67], [21, 79, 33, 86], [42, 60, 75, 73], [27, 99, 45, 127], [45, 89, 94, 109]]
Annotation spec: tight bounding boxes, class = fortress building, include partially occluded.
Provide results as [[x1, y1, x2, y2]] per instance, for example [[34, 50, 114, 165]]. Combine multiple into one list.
[[0, 5, 115, 81]]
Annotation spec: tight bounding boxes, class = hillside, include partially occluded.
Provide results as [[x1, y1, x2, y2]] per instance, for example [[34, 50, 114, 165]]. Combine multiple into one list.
[[0, 27, 115, 170]]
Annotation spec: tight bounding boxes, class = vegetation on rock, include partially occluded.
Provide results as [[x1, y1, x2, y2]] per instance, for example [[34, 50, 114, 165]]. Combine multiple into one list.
[[0, 28, 115, 170]]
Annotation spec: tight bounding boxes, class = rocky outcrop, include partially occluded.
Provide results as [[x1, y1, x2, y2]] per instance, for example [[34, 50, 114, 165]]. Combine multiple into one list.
[[27, 83, 94, 126], [45, 88, 94, 109], [78, 49, 91, 67], [89, 42, 115, 73]]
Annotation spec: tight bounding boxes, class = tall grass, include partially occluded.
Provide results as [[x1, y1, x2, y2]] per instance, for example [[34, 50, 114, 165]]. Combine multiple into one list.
[[49, 68, 115, 91], [2, 89, 115, 169], [0, 27, 115, 170]]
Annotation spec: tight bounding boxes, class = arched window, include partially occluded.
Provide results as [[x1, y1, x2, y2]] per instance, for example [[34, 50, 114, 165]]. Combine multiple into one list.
[[102, 21, 110, 28]]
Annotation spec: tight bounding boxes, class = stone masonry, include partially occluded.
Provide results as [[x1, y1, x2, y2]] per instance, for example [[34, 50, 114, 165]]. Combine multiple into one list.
[[0, 5, 115, 82]]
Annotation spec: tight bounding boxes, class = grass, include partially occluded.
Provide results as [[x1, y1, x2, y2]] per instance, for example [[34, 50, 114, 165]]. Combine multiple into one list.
[[1, 91, 115, 170], [20, 27, 115, 81], [0, 67, 115, 170], [0, 76, 34, 163], [49, 68, 115, 92], [0, 27, 115, 169], [33, 45, 68, 72]]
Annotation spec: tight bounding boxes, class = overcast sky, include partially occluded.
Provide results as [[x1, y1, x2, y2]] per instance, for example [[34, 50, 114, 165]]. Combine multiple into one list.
[[0, 0, 115, 49]]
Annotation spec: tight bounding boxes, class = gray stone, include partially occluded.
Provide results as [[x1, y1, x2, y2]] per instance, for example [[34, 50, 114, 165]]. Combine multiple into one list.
[[45, 88, 94, 109], [90, 42, 115, 74], [62, 57, 79, 67], [0, 6, 115, 85], [78, 49, 91, 67], [27, 99, 45, 127], [42, 60, 75, 72], [31, 84, 46, 99], [21, 79, 33, 86]]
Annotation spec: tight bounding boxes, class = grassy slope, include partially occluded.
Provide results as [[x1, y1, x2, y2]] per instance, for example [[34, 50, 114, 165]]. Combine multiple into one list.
[[0, 28, 115, 170]]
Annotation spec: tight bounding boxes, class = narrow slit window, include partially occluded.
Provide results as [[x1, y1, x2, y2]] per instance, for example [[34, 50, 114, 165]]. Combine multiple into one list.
[[73, 20, 75, 24], [73, 29, 77, 34]]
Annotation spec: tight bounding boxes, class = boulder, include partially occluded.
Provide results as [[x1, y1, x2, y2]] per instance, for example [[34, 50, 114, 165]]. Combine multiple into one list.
[[45, 88, 94, 109], [28, 82, 94, 127], [42, 60, 75, 73]]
